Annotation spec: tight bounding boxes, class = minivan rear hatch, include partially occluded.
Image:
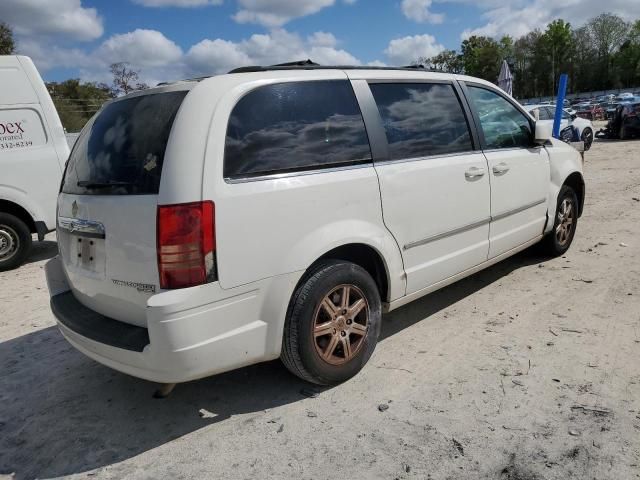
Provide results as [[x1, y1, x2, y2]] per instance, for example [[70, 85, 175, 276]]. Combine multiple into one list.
[[57, 90, 188, 327]]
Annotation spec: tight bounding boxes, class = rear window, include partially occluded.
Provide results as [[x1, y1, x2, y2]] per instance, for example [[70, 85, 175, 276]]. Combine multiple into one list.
[[224, 80, 371, 179], [61, 91, 187, 195]]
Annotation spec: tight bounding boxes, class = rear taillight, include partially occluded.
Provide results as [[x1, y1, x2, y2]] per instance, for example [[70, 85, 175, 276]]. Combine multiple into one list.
[[157, 201, 216, 289]]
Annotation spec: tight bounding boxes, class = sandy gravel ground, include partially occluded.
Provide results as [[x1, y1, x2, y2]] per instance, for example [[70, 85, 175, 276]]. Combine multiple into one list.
[[1, 136, 639, 480]]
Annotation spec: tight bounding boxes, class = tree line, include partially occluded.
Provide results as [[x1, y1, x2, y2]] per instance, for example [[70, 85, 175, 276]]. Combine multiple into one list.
[[1, 22, 148, 131], [417, 13, 640, 99]]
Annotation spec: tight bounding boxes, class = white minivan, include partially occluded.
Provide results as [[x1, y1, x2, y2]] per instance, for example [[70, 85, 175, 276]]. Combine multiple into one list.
[[0, 56, 70, 270], [46, 65, 585, 386]]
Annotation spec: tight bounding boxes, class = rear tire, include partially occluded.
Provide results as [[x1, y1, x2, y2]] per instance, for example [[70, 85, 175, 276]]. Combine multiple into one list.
[[541, 186, 578, 257], [581, 127, 593, 151], [619, 120, 629, 140], [0, 213, 32, 271], [281, 260, 382, 385]]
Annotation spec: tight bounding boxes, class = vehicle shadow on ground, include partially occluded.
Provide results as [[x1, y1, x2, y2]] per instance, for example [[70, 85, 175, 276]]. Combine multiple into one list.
[[23, 240, 58, 265], [0, 248, 548, 479]]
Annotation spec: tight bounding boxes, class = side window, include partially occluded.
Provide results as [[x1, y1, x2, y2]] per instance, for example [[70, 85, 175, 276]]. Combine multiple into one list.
[[467, 86, 533, 149], [539, 107, 553, 120], [224, 81, 371, 179], [369, 83, 473, 160]]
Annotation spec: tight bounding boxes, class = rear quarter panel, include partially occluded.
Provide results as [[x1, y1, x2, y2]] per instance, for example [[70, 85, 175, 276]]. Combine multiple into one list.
[[196, 73, 406, 301]]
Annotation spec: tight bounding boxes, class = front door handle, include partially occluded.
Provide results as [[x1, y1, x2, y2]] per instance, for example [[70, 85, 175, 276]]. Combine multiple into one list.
[[465, 167, 485, 180], [492, 163, 510, 175]]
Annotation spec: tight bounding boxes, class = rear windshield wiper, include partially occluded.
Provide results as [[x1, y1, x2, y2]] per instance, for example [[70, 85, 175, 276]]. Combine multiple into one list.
[[77, 180, 137, 189]]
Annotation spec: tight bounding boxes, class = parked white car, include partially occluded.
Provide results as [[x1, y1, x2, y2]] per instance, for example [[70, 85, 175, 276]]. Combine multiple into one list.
[[0, 56, 70, 271], [524, 104, 594, 150], [46, 66, 585, 386]]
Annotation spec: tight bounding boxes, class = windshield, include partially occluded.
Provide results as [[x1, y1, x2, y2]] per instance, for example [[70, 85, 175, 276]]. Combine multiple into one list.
[[61, 90, 187, 195]]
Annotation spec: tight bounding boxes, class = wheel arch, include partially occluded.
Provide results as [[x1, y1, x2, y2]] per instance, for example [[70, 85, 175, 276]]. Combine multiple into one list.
[[311, 243, 391, 304], [0, 199, 37, 233], [562, 172, 585, 217]]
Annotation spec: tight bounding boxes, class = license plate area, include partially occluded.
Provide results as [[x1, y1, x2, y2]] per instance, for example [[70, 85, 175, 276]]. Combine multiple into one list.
[[58, 231, 107, 279], [57, 216, 107, 278]]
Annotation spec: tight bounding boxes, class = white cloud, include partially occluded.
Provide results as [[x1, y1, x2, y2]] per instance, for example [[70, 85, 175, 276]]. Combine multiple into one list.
[[97, 29, 183, 67], [185, 29, 360, 76], [457, 0, 640, 39], [308, 31, 338, 48], [186, 39, 253, 74], [132, 0, 222, 6], [401, 0, 444, 24], [384, 34, 444, 65], [0, 0, 103, 42], [233, 0, 335, 27], [309, 46, 360, 65]]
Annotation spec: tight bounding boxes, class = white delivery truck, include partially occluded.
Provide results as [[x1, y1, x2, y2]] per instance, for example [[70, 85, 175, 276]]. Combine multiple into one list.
[[0, 55, 70, 270]]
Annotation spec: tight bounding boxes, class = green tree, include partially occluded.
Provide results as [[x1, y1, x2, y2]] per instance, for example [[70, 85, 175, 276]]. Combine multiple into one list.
[[418, 50, 464, 73], [512, 30, 547, 98], [461, 36, 503, 81], [570, 26, 597, 93], [587, 13, 630, 89], [0, 22, 15, 54], [47, 79, 114, 132], [612, 20, 640, 88], [542, 20, 574, 93], [110, 62, 149, 96]]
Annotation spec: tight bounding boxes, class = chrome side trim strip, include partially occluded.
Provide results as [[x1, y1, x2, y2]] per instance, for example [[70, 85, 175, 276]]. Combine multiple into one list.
[[491, 198, 547, 222], [224, 162, 372, 184], [402, 198, 547, 251], [403, 217, 491, 251], [58, 217, 106, 239]]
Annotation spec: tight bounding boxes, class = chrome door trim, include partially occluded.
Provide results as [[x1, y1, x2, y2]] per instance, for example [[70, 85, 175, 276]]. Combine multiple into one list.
[[490, 198, 547, 222], [58, 217, 106, 239], [403, 217, 491, 251], [402, 197, 547, 251], [224, 162, 373, 184]]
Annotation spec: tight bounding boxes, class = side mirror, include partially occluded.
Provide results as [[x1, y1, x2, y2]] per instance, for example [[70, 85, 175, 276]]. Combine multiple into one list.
[[535, 122, 552, 143]]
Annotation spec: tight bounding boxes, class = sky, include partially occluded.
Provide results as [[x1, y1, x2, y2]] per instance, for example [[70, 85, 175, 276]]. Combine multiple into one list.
[[2, 0, 639, 86]]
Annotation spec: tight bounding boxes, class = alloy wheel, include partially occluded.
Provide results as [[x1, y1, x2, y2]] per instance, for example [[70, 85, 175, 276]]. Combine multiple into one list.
[[313, 284, 369, 366], [555, 198, 574, 247]]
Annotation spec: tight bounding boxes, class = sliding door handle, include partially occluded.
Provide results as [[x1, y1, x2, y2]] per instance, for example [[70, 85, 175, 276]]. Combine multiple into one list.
[[493, 163, 510, 175], [464, 167, 485, 180]]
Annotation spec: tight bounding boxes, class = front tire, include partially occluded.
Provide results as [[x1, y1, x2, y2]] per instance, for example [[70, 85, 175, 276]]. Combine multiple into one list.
[[0, 213, 32, 271], [581, 128, 593, 151], [542, 186, 578, 257], [281, 260, 382, 385]]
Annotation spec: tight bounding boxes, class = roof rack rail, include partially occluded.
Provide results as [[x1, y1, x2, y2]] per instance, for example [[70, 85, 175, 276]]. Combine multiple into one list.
[[227, 60, 437, 74], [272, 59, 320, 67]]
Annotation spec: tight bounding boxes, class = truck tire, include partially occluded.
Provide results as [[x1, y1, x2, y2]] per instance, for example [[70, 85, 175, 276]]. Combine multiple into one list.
[[0, 213, 32, 271], [281, 260, 382, 385]]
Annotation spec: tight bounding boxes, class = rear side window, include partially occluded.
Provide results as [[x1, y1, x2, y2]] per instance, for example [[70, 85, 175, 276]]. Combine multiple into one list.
[[224, 81, 371, 179], [369, 83, 473, 161], [62, 91, 187, 195]]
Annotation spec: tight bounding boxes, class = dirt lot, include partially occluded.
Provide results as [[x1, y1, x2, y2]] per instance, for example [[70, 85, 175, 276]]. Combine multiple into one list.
[[1, 136, 640, 480]]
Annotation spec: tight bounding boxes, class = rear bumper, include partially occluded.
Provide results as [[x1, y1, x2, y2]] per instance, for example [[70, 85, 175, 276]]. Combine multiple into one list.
[[45, 256, 302, 383]]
